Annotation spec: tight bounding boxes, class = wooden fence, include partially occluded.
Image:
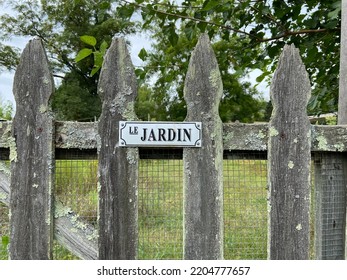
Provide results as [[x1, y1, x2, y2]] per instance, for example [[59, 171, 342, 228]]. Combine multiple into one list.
[[0, 35, 347, 260]]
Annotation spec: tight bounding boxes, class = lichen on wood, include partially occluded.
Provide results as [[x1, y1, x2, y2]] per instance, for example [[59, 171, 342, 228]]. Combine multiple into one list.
[[9, 38, 55, 260], [183, 34, 223, 260], [97, 37, 139, 260], [267, 44, 311, 260], [1, 164, 97, 260], [4, 121, 347, 152]]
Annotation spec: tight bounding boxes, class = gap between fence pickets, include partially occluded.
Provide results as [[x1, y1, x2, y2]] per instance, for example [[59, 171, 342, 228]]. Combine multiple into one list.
[[0, 162, 98, 260]]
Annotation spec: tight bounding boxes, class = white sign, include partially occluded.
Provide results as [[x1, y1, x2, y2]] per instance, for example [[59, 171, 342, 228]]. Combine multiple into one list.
[[119, 121, 202, 147]]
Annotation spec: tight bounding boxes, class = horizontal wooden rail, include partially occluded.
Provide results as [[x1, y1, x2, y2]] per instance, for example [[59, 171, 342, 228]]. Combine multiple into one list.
[[2, 121, 347, 152]]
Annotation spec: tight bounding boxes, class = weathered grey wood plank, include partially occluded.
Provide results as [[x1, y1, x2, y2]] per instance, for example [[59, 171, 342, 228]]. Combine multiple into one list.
[[97, 38, 139, 259], [267, 44, 311, 259], [223, 123, 268, 151], [0, 121, 11, 149], [50, 123, 347, 152], [9, 39, 54, 259], [336, 1, 347, 259], [183, 34, 224, 259], [55, 121, 98, 149], [0, 162, 10, 205], [54, 200, 98, 260], [0, 163, 97, 260], [338, 0, 347, 124], [3, 122, 347, 152]]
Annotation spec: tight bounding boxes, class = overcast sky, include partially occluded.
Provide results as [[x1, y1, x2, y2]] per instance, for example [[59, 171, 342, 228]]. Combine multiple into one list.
[[0, 0, 153, 108], [0, 32, 152, 109], [0, 36, 27, 106]]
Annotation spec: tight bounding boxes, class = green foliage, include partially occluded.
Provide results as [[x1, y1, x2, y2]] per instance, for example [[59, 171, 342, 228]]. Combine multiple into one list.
[[75, 35, 108, 77], [0, 99, 13, 120], [0, 43, 20, 72], [0, 0, 137, 120], [51, 72, 101, 121], [121, 0, 343, 116], [1, 0, 342, 120], [325, 115, 338, 125], [53, 241, 79, 260], [75, 48, 93, 63], [0, 236, 9, 260], [135, 85, 167, 121], [1, 236, 9, 248], [136, 18, 267, 122]]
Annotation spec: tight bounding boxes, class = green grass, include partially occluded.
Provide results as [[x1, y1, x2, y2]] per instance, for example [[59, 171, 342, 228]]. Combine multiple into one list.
[[138, 158, 268, 260], [0, 224, 10, 260], [0, 158, 269, 260], [55, 159, 98, 225], [223, 159, 268, 259], [138, 159, 184, 259]]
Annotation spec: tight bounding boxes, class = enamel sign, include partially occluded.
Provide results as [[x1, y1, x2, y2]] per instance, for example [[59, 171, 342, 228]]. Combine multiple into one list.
[[119, 121, 202, 147]]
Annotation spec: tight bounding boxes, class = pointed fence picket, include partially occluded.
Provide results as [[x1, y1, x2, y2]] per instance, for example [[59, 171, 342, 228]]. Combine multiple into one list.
[[97, 37, 139, 260], [9, 39, 54, 259], [267, 45, 311, 259], [183, 34, 224, 260], [0, 35, 346, 260]]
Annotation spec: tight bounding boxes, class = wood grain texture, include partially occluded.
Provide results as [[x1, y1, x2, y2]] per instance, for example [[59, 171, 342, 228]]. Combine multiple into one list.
[[9, 39, 54, 259], [1, 162, 97, 260], [97, 38, 139, 259], [268, 44, 311, 259], [4, 122, 347, 152], [183, 34, 224, 259], [338, 0, 347, 124]]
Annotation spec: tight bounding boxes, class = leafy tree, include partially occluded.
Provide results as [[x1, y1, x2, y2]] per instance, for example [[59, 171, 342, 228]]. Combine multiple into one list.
[[139, 28, 267, 122], [119, 0, 342, 116], [0, 98, 12, 120], [0, 0, 137, 120], [0, 43, 19, 73], [2, 0, 339, 121], [134, 85, 169, 120], [115, 0, 266, 122]]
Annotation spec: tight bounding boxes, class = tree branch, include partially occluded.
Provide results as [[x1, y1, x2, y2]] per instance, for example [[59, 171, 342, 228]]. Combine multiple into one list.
[[120, 0, 257, 39], [120, 0, 340, 45], [258, 28, 340, 43], [53, 73, 65, 79]]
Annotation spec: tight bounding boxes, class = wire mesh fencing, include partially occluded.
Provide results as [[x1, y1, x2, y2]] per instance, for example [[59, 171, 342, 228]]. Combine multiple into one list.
[[1, 149, 347, 260], [312, 152, 347, 260], [0, 201, 9, 260], [223, 151, 268, 259], [0, 160, 9, 260], [138, 149, 183, 259], [137, 150, 269, 259], [54, 149, 98, 260]]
